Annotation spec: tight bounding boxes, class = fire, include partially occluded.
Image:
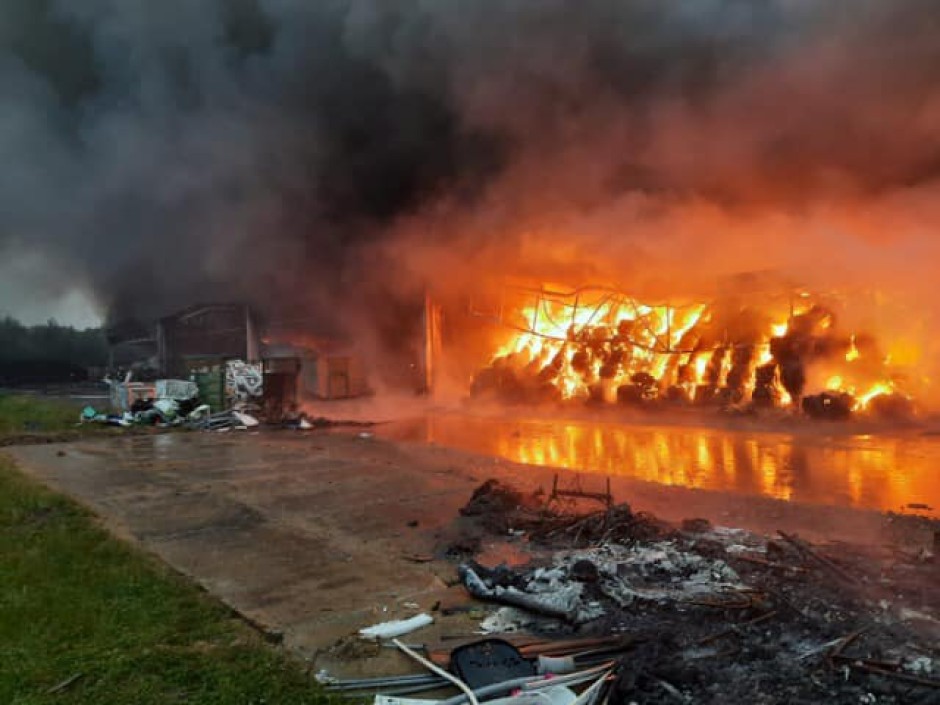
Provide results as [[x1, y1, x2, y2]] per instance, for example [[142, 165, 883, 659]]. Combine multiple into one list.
[[488, 291, 709, 403], [471, 283, 912, 418], [845, 335, 860, 362], [857, 381, 895, 408], [824, 375, 897, 411]]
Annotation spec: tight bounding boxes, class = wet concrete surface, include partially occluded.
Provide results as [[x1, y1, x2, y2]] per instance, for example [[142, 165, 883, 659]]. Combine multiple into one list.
[[381, 413, 940, 514], [7, 432, 479, 659], [6, 423, 934, 663]]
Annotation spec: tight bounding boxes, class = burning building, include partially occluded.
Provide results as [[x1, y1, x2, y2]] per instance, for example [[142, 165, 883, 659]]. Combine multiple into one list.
[[2, 1, 938, 420], [423, 272, 918, 420]]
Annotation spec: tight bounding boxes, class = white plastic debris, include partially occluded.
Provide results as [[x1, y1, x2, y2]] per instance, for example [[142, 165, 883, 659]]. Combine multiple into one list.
[[540, 687, 578, 705], [480, 606, 531, 634], [483, 687, 577, 705], [375, 697, 440, 705], [473, 543, 746, 631], [153, 398, 179, 418], [393, 638, 479, 705], [537, 655, 577, 674], [905, 656, 934, 676], [899, 607, 937, 623], [372, 687, 577, 705], [231, 411, 260, 428], [359, 612, 433, 640], [724, 544, 753, 555], [155, 379, 199, 401], [188, 404, 211, 421]]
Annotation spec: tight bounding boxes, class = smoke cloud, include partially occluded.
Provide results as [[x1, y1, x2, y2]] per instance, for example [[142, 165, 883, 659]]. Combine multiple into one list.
[[1, 0, 938, 346]]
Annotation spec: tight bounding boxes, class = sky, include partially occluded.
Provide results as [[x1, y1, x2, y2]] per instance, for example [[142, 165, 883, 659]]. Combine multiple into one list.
[[0, 255, 101, 328]]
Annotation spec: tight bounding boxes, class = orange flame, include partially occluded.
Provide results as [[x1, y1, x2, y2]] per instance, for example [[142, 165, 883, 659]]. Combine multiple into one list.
[[479, 284, 908, 413]]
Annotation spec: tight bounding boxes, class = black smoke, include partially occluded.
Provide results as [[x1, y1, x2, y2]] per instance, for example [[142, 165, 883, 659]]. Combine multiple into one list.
[[0, 0, 507, 324], [1, 0, 938, 331]]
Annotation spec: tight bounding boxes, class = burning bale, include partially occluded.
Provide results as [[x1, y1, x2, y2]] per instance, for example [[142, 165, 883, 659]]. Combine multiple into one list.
[[467, 284, 911, 420], [802, 391, 855, 421], [868, 394, 917, 421]]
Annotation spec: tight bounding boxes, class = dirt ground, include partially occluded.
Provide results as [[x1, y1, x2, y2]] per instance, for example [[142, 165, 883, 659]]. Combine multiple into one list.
[[5, 427, 936, 684]]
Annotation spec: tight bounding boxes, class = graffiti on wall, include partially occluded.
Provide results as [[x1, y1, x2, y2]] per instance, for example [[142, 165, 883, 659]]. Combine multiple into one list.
[[225, 360, 263, 402]]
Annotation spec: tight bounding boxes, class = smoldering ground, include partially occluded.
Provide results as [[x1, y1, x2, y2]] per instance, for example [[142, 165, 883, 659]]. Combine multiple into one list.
[[1, 1, 938, 347]]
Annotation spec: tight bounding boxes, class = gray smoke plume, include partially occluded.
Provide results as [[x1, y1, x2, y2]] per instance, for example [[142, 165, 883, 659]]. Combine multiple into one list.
[[0, 0, 504, 324], [1, 0, 938, 333]]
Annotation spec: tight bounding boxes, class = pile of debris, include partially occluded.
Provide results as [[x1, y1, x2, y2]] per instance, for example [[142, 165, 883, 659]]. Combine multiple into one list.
[[457, 479, 672, 548], [81, 377, 207, 428], [329, 480, 939, 704], [78, 374, 371, 433]]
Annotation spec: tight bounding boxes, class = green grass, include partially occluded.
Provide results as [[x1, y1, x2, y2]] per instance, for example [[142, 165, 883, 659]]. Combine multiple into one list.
[[0, 394, 83, 435], [0, 456, 332, 704]]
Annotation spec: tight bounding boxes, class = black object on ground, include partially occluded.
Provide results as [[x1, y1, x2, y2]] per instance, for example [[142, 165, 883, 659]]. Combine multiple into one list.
[[449, 638, 535, 689], [802, 391, 854, 420]]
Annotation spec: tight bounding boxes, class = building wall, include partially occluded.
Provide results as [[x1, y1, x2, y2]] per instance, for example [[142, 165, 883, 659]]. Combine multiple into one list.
[[158, 304, 258, 376]]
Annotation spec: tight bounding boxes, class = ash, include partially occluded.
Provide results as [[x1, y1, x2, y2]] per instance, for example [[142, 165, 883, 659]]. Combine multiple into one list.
[[452, 481, 940, 704]]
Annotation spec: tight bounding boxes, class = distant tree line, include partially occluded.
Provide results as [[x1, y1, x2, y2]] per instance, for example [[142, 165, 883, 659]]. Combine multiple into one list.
[[0, 317, 108, 385]]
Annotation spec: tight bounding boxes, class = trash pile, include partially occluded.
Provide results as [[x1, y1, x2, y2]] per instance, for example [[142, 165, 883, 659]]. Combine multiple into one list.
[[321, 631, 622, 705], [187, 407, 261, 431], [83, 376, 241, 429], [78, 374, 369, 433], [462, 542, 746, 634], [83, 378, 201, 428], [325, 480, 940, 705]]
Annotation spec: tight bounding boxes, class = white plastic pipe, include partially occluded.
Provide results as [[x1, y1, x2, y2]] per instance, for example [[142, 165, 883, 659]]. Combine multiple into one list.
[[358, 613, 434, 640], [392, 638, 479, 705]]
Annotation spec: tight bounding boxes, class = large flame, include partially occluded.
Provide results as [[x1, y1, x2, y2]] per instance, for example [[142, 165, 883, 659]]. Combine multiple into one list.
[[492, 293, 709, 402], [473, 284, 908, 414]]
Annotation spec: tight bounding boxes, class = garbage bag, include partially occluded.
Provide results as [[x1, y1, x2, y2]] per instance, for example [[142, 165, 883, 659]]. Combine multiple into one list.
[[153, 398, 180, 420], [155, 379, 199, 401]]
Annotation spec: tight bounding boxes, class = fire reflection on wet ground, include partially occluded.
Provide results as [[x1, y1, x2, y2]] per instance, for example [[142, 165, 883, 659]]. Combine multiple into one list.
[[381, 414, 939, 514]]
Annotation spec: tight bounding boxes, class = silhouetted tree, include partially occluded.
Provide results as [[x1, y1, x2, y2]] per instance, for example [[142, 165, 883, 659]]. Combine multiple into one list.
[[0, 317, 107, 384]]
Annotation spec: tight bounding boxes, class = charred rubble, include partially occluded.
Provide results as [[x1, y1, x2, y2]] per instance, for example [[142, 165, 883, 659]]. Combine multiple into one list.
[[430, 480, 940, 704]]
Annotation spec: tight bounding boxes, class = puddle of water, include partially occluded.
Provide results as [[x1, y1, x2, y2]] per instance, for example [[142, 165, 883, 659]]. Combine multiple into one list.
[[382, 414, 940, 514]]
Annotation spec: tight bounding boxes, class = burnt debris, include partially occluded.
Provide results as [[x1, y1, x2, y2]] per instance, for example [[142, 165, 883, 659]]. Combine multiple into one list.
[[423, 480, 940, 704]]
